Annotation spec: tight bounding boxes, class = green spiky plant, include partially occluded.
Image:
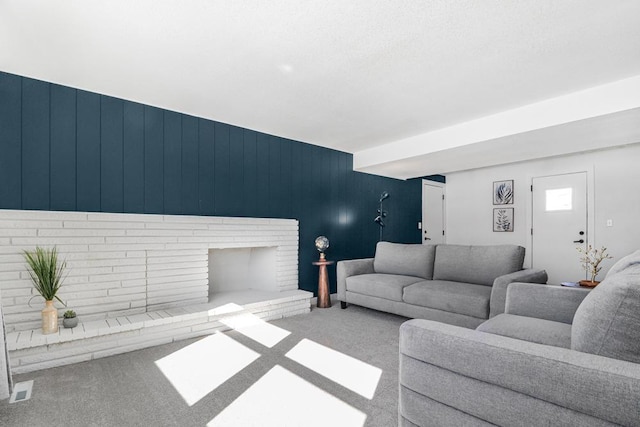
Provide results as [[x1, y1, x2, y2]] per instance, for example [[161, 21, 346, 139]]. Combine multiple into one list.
[[63, 310, 76, 319], [23, 246, 67, 305]]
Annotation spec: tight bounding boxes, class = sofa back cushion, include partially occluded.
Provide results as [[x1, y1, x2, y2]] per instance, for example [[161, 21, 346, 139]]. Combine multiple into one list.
[[604, 249, 640, 279], [373, 242, 436, 280], [432, 244, 525, 286], [572, 250, 640, 363]]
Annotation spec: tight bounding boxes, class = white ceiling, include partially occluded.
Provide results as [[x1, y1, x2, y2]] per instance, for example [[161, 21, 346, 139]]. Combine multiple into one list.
[[1, 0, 640, 179]]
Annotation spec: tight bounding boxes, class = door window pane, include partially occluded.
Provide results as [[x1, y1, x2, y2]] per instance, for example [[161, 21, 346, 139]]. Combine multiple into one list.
[[546, 188, 572, 211]]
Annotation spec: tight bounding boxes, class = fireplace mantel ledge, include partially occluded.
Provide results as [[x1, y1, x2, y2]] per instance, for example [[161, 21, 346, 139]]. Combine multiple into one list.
[[7, 289, 311, 373]]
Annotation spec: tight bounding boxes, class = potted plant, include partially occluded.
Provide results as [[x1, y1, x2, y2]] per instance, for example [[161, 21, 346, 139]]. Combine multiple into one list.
[[576, 245, 613, 287], [23, 246, 67, 334], [63, 310, 78, 328]]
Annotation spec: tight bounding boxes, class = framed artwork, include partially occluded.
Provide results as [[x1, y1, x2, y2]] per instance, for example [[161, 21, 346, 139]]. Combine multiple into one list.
[[493, 208, 514, 232], [493, 180, 514, 205]]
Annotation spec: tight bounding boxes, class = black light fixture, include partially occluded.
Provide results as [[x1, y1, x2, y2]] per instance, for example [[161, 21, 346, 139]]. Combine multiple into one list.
[[374, 191, 389, 241]]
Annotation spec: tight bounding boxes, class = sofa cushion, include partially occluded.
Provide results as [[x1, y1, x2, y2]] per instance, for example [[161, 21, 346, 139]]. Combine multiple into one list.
[[403, 280, 492, 319], [604, 249, 640, 279], [373, 242, 437, 280], [346, 274, 424, 302], [572, 250, 640, 363], [433, 244, 525, 286], [477, 314, 572, 348]]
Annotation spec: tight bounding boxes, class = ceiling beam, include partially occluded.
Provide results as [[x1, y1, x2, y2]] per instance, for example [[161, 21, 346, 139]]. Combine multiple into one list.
[[354, 75, 640, 178]]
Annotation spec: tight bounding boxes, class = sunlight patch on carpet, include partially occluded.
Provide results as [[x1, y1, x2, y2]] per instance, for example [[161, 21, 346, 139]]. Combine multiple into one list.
[[285, 338, 382, 399], [155, 332, 259, 406], [208, 365, 367, 427], [220, 312, 291, 348]]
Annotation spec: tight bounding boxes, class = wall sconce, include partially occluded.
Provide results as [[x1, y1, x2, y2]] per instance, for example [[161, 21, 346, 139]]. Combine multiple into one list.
[[374, 191, 389, 241]]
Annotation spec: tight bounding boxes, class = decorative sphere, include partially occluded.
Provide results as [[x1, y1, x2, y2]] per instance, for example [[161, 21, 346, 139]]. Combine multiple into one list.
[[315, 236, 329, 253]]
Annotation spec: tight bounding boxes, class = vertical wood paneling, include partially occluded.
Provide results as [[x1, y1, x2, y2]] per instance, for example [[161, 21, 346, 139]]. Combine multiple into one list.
[[301, 142, 313, 199], [326, 149, 342, 290], [100, 96, 124, 212], [314, 146, 331, 232], [323, 148, 335, 235], [268, 136, 281, 218], [214, 123, 230, 215], [255, 133, 270, 218], [0, 73, 22, 208], [21, 78, 50, 210], [123, 101, 144, 213], [242, 129, 258, 215], [181, 115, 199, 215], [339, 153, 355, 258], [366, 176, 384, 251], [77, 90, 101, 211], [299, 142, 315, 231], [50, 85, 77, 211], [2, 72, 422, 295], [290, 142, 303, 220], [298, 142, 319, 290], [348, 166, 363, 259], [338, 152, 348, 231], [163, 111, 182, 214], [280, 139, 292, 218], [198, 119, 215, 215], [144, 106, 164, 213], [228, 126, 244, 214], [358, 172, 374, 257], [328, 150, 341, 245]]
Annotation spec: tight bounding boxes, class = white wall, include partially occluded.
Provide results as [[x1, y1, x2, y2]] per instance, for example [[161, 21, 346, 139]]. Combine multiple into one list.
[[445, 142, 640, 275]]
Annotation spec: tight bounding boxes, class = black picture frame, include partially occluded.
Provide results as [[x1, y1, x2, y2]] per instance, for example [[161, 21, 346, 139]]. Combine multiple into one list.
[[493, 208, 514, 232], [493, 180, 514, 205]]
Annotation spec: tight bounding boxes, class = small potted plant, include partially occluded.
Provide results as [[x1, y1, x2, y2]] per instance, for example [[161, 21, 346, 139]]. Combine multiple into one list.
[[24, 246, 67, 334], [576, 245, 613, 287], [63, 310, 78, 328]]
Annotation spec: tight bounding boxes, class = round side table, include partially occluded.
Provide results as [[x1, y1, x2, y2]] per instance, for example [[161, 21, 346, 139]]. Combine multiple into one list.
[[312, 258, 334, 308]]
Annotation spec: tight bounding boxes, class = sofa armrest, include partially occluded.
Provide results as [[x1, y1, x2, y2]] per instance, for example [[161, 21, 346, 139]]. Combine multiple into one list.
[[489, 269, 548, 318], [505, 282, 591, 324], [400, 319, 640, 426], [336, 258, 374, 301]]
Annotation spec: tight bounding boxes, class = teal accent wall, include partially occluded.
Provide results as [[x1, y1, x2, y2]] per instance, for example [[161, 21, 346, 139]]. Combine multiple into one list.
[[0, 71, 422, 294]]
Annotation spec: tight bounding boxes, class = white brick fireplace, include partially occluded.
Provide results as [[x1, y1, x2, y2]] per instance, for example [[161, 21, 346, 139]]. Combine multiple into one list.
[[208, 246, 278, 296], [0, 210, 303, 333]]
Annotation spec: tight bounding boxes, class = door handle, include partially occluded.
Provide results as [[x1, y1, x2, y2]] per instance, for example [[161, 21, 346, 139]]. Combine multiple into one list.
[[573, 239, 584, 243], [424, 237, 431, 241]]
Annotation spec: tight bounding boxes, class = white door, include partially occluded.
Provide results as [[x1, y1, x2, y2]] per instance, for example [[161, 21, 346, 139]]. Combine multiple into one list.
[[531, 172, 587, 284], [422, 181, 445, 244]]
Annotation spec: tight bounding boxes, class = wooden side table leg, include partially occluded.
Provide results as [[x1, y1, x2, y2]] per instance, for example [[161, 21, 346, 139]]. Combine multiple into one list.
[[317, 264, 331, 308]]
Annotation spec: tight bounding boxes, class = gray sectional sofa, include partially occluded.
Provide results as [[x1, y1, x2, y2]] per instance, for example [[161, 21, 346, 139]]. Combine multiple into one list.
[[337, 242, 548, 328], [399, 250, 640, 426]]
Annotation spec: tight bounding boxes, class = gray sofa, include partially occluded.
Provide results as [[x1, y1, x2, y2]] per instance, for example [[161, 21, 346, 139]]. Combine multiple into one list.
[[399, 250, 640, 426], [337, 242, 548, 328]]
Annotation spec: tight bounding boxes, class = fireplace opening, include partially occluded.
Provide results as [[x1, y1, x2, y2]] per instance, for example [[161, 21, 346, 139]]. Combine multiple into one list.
[[208, 247, 278, 299]]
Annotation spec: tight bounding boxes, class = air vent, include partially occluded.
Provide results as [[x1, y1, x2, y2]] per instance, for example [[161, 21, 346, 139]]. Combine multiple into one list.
[[9, 380, 33, 403]]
